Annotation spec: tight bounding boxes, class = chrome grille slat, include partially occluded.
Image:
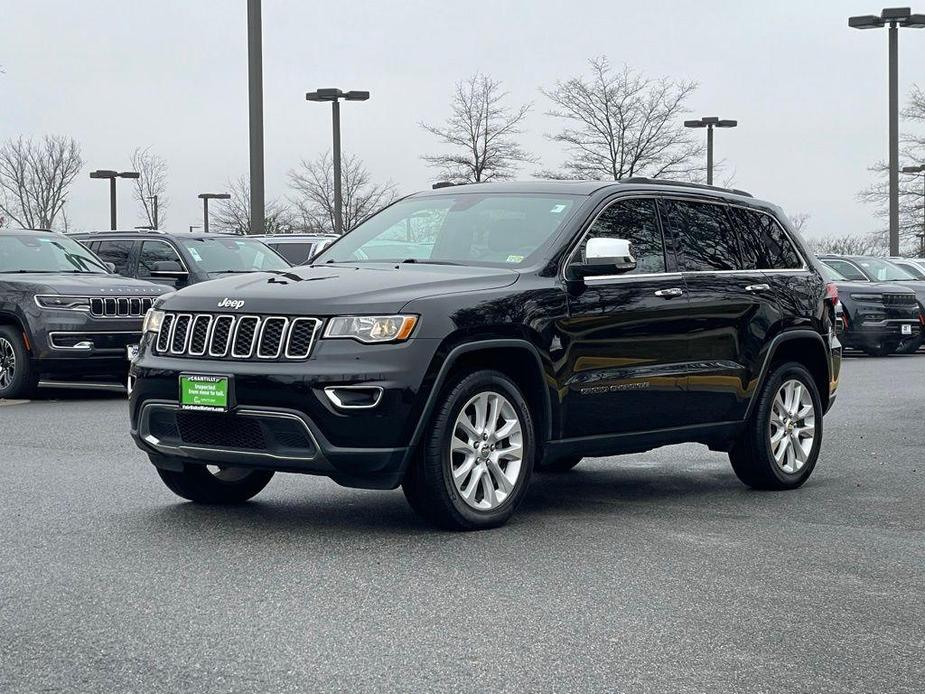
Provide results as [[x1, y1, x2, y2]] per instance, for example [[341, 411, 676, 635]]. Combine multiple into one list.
[[153, 312, 320, 361]]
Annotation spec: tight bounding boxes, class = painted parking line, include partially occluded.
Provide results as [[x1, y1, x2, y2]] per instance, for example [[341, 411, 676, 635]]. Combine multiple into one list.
[[0, 399, 30, 407]]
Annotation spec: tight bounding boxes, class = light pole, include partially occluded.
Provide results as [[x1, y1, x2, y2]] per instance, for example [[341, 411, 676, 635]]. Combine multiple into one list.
[[684, 117, 737, 186], [306, 88, 370, 233], [89, 170, 140, 230], [247, 0, 265, 236], [189, 225, 201, 233], [902, 164, 925, 256], [198, 193, 231, 234], [849, 8, 925, 256], [147, 194, 159, 229]]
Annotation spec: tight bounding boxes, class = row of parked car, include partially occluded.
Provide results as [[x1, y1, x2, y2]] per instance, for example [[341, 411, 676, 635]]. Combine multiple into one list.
[[0, 218, 923, 403], [0, 228, 336, 399]]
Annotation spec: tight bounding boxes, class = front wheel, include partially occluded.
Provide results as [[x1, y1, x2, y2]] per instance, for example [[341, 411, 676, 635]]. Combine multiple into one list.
[[0, 326, 38, 400], [896, 334, 923, 355], [402, 370, 535, 530], [729, 361, 823, 490], [156, 464, 274, 504]]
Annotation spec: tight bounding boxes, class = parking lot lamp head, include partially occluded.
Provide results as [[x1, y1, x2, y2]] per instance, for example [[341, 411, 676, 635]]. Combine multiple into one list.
[[684, 117, 737, 185], [198, 193, 232, 234], [89, 169, 139, 229]]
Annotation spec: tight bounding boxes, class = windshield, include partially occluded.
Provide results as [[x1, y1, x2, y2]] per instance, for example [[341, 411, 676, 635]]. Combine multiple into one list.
[[853, 257, 916, 282], [315, 193, 581, 267], [0, 234, 109, 274], [821, 264, 847, 281], [893, 260, 925, 279], [179, 238, 290, 273]]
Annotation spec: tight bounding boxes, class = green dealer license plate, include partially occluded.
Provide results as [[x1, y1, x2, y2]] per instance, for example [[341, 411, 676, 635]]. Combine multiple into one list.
[[179, 375, 229, 412]]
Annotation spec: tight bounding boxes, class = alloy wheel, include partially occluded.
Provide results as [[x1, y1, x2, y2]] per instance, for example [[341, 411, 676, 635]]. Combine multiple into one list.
[[449, 390, 523, 510], [0, 337, 16, 391], [768, 379, 816, 474]]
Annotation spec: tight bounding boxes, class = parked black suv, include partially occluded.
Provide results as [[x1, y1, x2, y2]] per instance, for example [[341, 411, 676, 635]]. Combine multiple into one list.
[[819, 264, 920, 356], [70, 230, 291, 289], [251, 233, 339, 265], [0, 229, 170, 398], [129, 180, 842, 529]]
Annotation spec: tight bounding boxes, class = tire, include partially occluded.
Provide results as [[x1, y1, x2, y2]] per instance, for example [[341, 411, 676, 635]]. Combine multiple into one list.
[[896, 334, 923, 355], [402, 369, 535, 530], [536, 455, 582, 473], [862, 342, 897, 357], [0, 326, 38, 399], [156, 464, 274, 504], [728, 361, 823, 490]]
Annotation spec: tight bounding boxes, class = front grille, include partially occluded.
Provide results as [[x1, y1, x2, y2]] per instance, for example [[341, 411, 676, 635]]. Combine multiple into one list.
[[883, 293, 917, 306], [90, 296, 154, 318], [153, 312, 321, 361]]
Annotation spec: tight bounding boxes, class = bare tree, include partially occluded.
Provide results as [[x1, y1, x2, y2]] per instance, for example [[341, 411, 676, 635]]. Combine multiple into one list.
[[288, 152, 397, 233], [788, 212, 810, 234], [806, 233, 884, 256], [540, 57, 703, 181], [0, 135, 82, 229], [858, 85, 925, 252], [420, 73, 535, 183], [212, 176, 293, 235], [130, 147, 168, 229]]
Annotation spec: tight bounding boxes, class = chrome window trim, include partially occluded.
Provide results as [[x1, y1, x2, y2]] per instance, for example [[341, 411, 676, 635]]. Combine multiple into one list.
[[323, 385, 384, 410], [168, 314, 193, 355], [208, 315, 236, 358], [256, 316, 289, 359], [285, 318, 322, 359], [585, 272, 683, 285], [187, 314, 213, 357], [231, 315, 261, 359]]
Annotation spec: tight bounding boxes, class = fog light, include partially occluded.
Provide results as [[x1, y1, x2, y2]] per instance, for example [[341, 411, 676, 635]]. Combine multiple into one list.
[[324, 386, 383, 410]]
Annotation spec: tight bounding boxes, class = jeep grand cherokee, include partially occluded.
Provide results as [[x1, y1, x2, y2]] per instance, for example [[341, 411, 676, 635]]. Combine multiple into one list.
[[129, 180, 842, 530]]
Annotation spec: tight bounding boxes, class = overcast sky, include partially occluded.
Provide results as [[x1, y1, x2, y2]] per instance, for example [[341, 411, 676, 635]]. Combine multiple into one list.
[[2, 0, 924, 237]]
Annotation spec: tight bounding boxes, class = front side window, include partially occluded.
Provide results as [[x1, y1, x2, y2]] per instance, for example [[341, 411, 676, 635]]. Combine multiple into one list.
[[580, 198, 666, 274], [731, 208, 803, 270], [316, 194, 581, 267], [660, 199, 741, 271], [821, 259, 867, 282], [178, 238, 289, 274], [138, 241, 184, 276], [0, 235, 109, 274], [270, 242, 313, 265], [94, 240, 135, 275]]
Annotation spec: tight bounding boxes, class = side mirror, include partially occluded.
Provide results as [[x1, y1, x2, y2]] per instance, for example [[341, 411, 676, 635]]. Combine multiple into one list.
[[569, 237, 637, 279], [150, 260, 187, 276], [104, 262, 116, 273]]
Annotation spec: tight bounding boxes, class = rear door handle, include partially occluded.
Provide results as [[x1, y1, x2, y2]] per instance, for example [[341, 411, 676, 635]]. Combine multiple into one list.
[[745, 283, 771, 292], [654, 287, 684, 298]]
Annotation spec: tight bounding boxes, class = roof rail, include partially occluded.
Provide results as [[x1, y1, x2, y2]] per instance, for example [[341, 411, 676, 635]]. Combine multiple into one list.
[[619, 177, 753, 198], [84, 228, 167, 234]]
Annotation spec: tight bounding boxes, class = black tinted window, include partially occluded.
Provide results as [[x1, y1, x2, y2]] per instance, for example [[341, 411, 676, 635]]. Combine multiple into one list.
[[94, 240, 134, 275], [271, 242, 313, 265], [138, 241, 183, 275], [731, 208, 802, 270], [660, 199, 741, 271], [582, 198, 665, 274]]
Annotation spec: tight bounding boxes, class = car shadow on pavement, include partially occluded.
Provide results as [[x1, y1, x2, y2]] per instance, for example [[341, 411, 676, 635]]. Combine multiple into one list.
[[129, 463, 758, 538]]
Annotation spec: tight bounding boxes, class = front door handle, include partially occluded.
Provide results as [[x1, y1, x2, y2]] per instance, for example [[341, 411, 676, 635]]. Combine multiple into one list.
[[654, 287, 684, 298], [745, 283, 771, 292]]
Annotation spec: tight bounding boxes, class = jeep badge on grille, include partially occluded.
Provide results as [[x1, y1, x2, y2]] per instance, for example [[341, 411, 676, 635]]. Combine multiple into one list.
[[217, 298, 245, 309]]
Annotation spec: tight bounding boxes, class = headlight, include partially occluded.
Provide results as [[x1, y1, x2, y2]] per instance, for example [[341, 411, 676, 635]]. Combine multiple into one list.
[[850, 293, 883, 301], [142, 309, 166, 334], [34, 295, 90, 311], [324, 315, 418, 343]]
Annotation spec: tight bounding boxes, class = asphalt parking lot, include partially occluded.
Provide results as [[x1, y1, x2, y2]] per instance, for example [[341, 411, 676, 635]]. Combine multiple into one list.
[[1, 355, 923, 694]]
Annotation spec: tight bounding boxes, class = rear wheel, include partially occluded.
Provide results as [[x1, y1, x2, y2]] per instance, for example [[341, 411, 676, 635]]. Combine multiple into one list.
[[729, 361, 823, 490], [0, 326, 38, 399], [156, 464, 274, 504], [402, 370, 534, 530]]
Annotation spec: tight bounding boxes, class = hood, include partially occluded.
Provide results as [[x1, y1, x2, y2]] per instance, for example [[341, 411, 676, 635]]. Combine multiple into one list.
[[163, 262, 520, 314], [832, 280, 915, 295], [884, 278, 925, 305], [0, 272, 171, 296]]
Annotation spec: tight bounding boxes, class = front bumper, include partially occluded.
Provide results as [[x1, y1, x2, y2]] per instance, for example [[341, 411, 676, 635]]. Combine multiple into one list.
[[842, 318, 920, 348], [129, 336, 442, 489]]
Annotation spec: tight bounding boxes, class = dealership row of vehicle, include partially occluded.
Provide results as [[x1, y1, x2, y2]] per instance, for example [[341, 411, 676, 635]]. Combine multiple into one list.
[[0, 220, 923, 401]]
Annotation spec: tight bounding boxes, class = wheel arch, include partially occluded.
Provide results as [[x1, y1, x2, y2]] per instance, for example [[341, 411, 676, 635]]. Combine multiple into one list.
[[746, 330, 832, 419], [0, 311, 32, 351]]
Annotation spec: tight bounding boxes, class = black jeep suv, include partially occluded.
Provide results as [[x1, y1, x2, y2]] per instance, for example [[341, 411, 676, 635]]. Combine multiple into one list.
[[129, 180, 842, 530], [0, 229, 170, 398], [70, 229, 291, 289]]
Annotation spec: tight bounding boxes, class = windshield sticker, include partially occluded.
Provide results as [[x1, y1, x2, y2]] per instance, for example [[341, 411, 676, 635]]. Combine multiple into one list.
[[550, 204, 567, 214], [189, 248, 203, 262], [505, 254, 524, 263]]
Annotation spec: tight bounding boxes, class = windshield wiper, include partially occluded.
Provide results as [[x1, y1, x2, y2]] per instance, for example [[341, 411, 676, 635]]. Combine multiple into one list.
[[399, 259, 462, 266]]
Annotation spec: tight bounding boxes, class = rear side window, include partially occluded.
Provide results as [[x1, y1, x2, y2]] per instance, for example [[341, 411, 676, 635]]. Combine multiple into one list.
[[659, 199, 741, 271], [582, 198, 666, 274], [94, 240, 134, 275], [730, 208, 803, 270]]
